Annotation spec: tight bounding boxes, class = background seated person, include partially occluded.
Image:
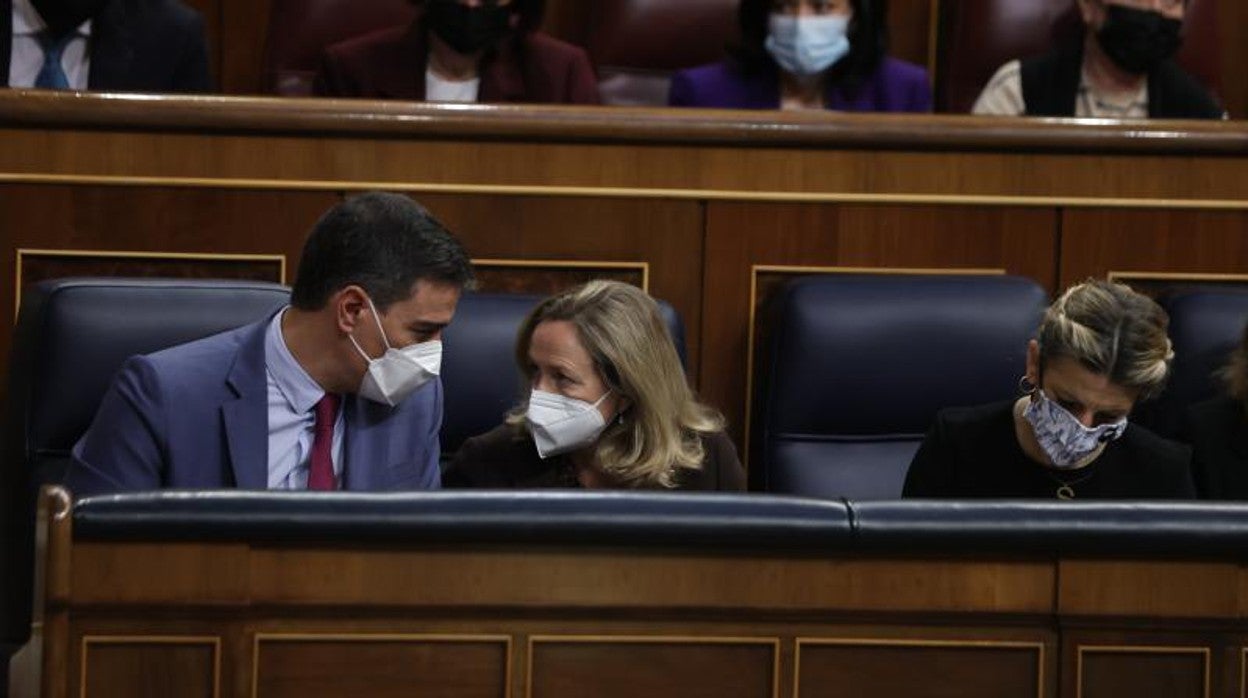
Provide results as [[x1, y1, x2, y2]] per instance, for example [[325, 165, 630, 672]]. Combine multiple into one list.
[[314, 0, 599, 104], [68, 192, 473, 497], [1183, 324, 1248, 499], [445, 281, 744, 490], [668, 0, 930, 112], [972, 0, 1221, 119], [3, 0, 211, 91], [903, 279, 1195, 500]]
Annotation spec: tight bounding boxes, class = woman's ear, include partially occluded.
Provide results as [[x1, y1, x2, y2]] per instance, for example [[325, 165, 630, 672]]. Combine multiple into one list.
[[1025, 339, 1041, 387]]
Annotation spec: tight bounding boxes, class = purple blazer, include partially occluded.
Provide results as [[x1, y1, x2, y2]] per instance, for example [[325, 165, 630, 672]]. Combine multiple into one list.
[[668, 56, 931, 112]]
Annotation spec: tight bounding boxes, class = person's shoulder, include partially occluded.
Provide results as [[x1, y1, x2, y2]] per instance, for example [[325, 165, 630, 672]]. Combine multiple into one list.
[[876, 56, 929, 84], [1187, 394, 1242, 425], [324, 24, 410, 62], [1121, 421, 1192, 468], [119, 0, 200, 23], [459, 422, 533, 459], [1152, 60, 1224, 119], [934, 400, 1015, 432], [674, 60, 745, 86]]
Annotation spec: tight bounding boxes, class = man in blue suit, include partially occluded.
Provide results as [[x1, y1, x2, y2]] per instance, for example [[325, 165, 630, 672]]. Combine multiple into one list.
[[67, 192, 474, 496]]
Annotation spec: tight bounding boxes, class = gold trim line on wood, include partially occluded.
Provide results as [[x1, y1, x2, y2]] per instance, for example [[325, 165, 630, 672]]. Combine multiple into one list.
[[474, 258, 651, 293], [251, 633, 513, 698], [1075, 645, 1211, 698], [1107, 270, 1248, 283], [4, 172, 1248, 211], [794, 638, 1045, 698], [81, 636, 221, 698], [526, 635, 781, 698], [14, 248, 288, 320], [742, 265, 1007, 474], [1241, 647, 1246, 698]]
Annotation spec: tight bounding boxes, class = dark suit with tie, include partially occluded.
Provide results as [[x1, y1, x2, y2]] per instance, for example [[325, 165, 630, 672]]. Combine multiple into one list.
[[313, 20, 599, 104], [0, 0, 211, 92], [66, 316, 443, 497]]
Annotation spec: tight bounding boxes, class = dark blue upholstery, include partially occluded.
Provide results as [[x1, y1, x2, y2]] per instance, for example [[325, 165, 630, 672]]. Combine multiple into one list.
[[73, 490, 853, 550], [66, 490, 1248, 560], [762, 275, 1048, 500], [1139, 289, 1248, 438], [1, 278, 289, 667], [439, 291, 688, 457]]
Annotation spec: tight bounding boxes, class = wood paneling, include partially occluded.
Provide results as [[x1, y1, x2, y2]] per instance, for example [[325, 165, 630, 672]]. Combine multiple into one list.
[[1059, 561, 1240, 619], [81, 640, 216, 698], [255, 637, 508, 698], [1216, 0, 1248, 119], [1079, 648, 1208, 698], [889, 1, 937, 76], [415, 195, 704, 379], [0, 185, 336, 377], [530, 639, 776, 698], [1059, 209, 1248, 289], [219, 0, 272, 94], [701, 202, 1058, 448], [796, 641, 1042, 698]]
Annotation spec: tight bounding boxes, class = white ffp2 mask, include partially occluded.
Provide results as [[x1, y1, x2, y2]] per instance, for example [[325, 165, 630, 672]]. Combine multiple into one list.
[[526, 389, 611, 459], [349, 298, 441, 407]]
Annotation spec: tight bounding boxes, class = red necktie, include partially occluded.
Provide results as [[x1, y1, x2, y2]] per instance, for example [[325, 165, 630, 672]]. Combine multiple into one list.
[[307, 393, 341, 491]]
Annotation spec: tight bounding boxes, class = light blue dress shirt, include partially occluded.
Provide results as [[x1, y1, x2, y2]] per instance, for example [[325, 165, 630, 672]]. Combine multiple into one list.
[[265, 309, 345, 489]]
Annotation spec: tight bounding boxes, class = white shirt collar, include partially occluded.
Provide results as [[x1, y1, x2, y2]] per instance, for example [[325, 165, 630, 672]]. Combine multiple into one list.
[[265, 308, 329, 416], [12, 0, 93, 37]]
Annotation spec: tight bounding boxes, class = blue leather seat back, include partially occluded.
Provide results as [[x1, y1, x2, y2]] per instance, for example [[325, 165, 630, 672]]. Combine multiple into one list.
[[439, 292, 687, 456], [2, 278, 290, 655], [1142, 289, 1248, 437], [763, 274, 1048, 500]]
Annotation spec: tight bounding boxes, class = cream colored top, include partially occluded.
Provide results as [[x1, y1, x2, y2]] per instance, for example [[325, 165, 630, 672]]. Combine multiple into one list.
[[972, 59, 1149, 119]]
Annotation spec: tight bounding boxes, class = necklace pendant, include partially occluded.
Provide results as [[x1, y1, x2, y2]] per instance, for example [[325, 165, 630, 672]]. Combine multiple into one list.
[[1056, 485, 1076, 500]]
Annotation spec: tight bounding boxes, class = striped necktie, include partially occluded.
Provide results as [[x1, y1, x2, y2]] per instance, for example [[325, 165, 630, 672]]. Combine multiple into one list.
[[34, 30, 74, 90]]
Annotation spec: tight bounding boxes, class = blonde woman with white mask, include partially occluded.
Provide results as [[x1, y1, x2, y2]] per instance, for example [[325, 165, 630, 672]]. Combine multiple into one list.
[[904, 279, 1195, 500], [445, 281, 744, 490]]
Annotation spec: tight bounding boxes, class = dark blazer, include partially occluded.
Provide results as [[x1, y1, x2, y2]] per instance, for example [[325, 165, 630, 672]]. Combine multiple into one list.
[[67, 316, 443, 497], [314, 20, 600, 104], [668, 56, 931, 112], [1019, 43, 1222, 119], [0, 0, 211, 92], [1182, 395, 1248, 500], [444, 423, 746, 491]]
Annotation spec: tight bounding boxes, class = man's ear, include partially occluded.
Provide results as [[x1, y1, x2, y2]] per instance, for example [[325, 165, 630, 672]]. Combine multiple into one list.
[[333, 285, 370, 334]]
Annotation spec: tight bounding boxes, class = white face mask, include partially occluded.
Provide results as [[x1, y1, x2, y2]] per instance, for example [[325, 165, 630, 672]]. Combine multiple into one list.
[[765, 14, 851, 78], [526, 389, 611, 459], [349, 297, 442, 407]]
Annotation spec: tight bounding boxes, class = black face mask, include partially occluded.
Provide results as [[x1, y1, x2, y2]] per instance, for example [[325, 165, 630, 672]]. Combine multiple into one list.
[[1095, 4, 1183, 75], [425, 1, 513, 56], [31, 0, 108, 39]]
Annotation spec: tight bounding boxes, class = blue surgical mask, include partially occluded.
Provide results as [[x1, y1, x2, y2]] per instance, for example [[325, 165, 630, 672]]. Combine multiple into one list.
[[1023, 389, 1127, 470], [765, 14, 851, 78]]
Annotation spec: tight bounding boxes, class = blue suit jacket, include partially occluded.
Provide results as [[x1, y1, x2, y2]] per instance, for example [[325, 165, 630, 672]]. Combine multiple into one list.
[[67, 317, 442, 497]]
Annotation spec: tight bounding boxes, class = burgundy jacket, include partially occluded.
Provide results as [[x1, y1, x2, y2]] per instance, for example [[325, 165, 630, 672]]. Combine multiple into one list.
[[314, 20, 600, 104]]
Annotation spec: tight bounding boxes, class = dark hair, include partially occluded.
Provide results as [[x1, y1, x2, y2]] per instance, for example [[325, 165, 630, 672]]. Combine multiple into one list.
[[733, 0, 890, 87], [410, 0, 546, 34], [291, 192, 474, 312]]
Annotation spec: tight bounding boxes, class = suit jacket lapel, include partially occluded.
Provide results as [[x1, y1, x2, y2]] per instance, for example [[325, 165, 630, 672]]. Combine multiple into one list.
[[222, 319, 271, 490], [86, 0, 132, 90], [0, 0, 12, 87]]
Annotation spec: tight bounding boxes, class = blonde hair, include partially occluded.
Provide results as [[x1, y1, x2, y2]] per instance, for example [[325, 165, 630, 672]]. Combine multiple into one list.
[[508, 281, 725, 488], [1036, 279, 1174, 401]]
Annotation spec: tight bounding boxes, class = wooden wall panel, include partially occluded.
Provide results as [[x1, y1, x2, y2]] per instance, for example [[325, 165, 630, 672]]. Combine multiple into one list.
[[413, 194, 705, 381], [255, 637, 508, 698], [1059, 209, 1248, 290], [529, 639, 776, 698], [0, 186, 337, 378], [701, 202, 1058, 450], [81, 640, 217, 698], [1216, 0, 1248, 119], [219, 0, 272, 94], [1078, 648, 1208, 698], [796, 641, 1043, 698], [889, 0, 937, 76]]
